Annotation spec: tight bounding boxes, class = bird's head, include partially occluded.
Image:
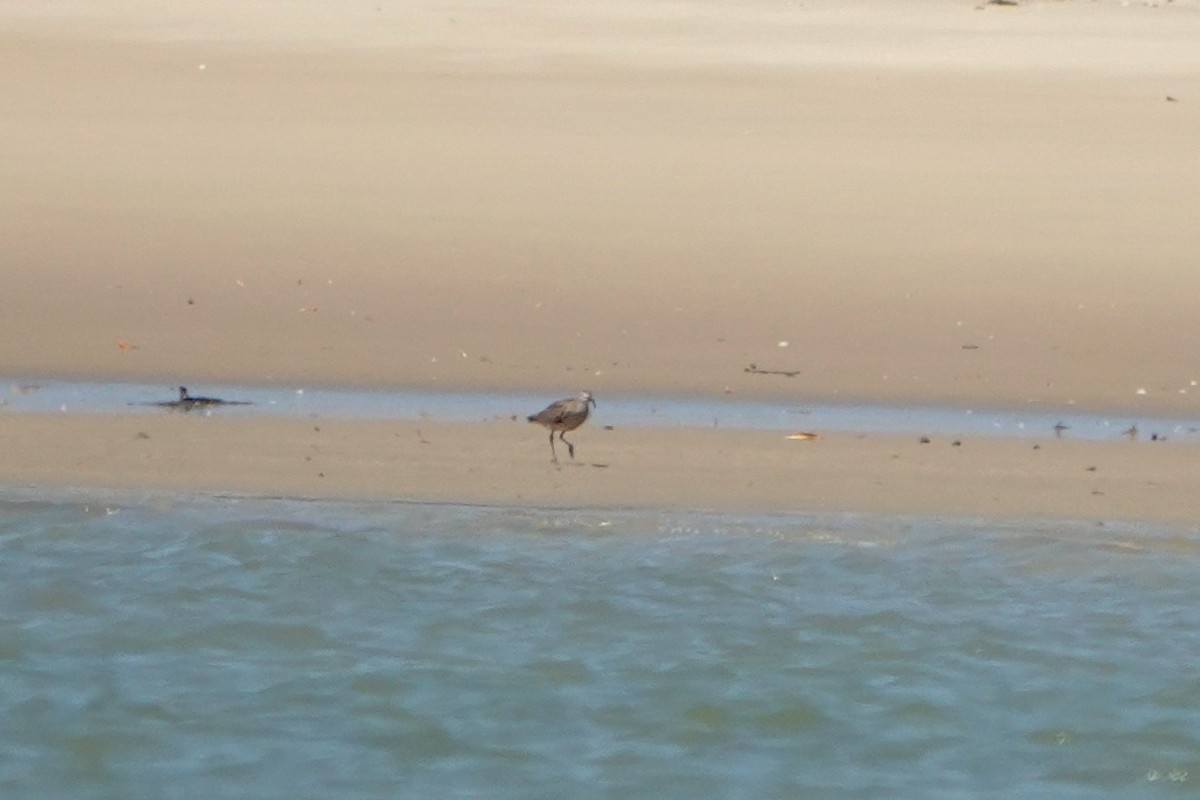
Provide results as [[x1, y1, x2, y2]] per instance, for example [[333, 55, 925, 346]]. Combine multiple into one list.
[[580, 391, 596, 408]]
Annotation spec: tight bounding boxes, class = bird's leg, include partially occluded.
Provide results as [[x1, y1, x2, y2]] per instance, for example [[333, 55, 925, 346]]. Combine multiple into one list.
[[560, 431, 575, 460], [548, 430, 559, 464]]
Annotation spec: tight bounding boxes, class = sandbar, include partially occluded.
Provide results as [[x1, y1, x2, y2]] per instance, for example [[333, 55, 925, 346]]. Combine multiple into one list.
[[2, 1, 1198, 523]]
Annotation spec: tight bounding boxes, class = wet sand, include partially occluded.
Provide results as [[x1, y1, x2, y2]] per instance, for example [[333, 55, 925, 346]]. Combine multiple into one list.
[[0, 412, 1196, 525], [2, 1, 1199, 522]]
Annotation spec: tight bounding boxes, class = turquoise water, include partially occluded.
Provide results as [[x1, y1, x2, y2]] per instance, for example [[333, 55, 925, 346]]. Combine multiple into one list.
[[1, 492, 1197, 798]]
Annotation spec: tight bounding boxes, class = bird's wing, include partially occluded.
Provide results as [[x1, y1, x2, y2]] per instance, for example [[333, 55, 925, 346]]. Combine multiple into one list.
[[532, 399, 576, 425], [544, 402, 571, 424]]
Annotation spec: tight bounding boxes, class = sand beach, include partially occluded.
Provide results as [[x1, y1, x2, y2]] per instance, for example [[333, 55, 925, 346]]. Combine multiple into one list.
[[2, 0, 1199, 522]]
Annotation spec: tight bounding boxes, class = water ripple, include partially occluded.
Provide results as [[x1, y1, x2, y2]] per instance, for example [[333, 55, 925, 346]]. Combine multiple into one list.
[[0, 493, 1197, 799]]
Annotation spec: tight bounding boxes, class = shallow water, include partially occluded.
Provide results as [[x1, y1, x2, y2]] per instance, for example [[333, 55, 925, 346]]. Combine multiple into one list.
[[1, 491, 1197, 798], [3, 377, 1198, 441]]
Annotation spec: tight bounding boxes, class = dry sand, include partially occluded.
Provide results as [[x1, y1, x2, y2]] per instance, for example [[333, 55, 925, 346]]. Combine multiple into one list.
[[2, 1, 1199, 522]]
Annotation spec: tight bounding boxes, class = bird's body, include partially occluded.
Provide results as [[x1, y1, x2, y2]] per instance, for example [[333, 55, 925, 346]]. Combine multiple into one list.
[[528, 391, 596, 463], [153, 386, 251, 412]]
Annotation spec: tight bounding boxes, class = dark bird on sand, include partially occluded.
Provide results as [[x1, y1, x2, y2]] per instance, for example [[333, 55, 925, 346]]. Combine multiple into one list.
[[149, 386, 252, 412], [528, 391, 596, 463]]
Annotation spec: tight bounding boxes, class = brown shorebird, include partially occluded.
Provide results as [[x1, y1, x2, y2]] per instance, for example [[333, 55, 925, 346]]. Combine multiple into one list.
[[527, 391, 596, 463]]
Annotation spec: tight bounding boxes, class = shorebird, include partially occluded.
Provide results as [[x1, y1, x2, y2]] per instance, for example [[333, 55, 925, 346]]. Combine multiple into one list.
[[528, 391, 596, 463]]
